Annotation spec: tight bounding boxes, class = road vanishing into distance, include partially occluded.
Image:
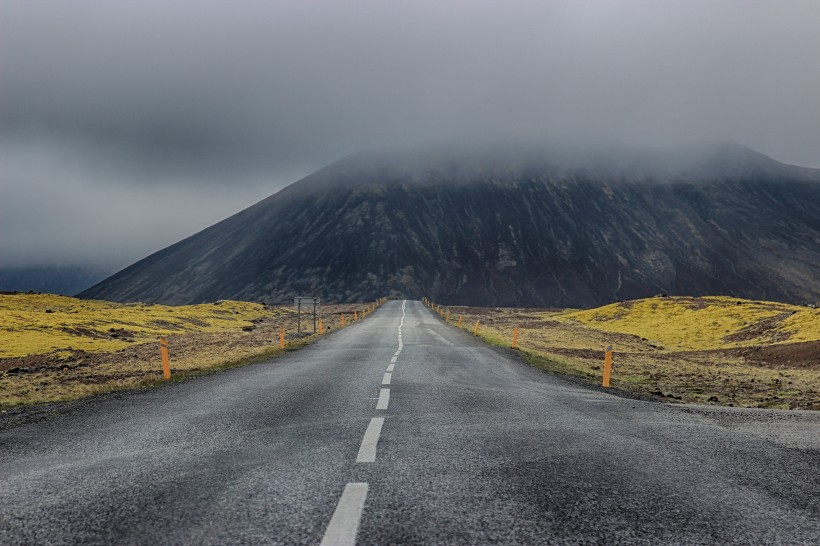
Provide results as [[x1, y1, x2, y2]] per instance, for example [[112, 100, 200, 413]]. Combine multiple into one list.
[[2, 300, 820, 544]]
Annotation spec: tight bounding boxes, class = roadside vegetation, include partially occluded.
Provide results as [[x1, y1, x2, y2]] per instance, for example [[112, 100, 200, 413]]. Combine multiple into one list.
[[0, 293, 382, 407], [434, 296, 820, 410]]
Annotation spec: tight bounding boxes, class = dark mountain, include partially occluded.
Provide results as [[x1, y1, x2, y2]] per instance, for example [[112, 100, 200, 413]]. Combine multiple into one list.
[[0, 266, 112, 296], [80, 143, 820, 307]]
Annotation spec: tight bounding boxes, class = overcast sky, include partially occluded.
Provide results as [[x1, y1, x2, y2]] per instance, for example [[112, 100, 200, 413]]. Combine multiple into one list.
[[2, 0, 819, 271]]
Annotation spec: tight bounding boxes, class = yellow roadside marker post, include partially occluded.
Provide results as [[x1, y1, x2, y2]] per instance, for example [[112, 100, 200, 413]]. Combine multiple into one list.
[[603, 345, 613, 388], [474, 320, 480, 336], [159, 338, 171, 380], [354, 311, 358, 321], [279, 327, 285, 349], [458, 315, 463, 327], [512, 326, 519, 349]]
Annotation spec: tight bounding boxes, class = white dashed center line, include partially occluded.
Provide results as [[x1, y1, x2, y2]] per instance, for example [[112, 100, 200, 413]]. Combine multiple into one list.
[[320, 482, 369, 546], [376, 388, 390, 410], [356, 417, 385, 463], [325, 301, 407, 541]]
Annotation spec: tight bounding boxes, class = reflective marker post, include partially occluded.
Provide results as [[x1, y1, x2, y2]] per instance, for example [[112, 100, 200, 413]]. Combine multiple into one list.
[[603, 345, 613, 388], [159, 338, 171, 380]]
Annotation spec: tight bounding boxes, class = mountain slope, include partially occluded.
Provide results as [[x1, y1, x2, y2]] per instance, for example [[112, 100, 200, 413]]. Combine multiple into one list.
[[80, 143, 820, 307]]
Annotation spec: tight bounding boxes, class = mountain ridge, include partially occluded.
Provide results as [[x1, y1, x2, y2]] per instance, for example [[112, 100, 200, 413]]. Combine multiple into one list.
[[80, 143, 820, 307]]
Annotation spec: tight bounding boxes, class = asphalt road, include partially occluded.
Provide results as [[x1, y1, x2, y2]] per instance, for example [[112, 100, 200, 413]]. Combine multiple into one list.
[[2, 300, 820, 544]]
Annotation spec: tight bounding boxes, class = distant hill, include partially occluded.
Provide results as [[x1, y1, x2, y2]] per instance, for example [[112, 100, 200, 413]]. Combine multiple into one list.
[[0, 266, 111, 296], [80, 143, 820, 307]]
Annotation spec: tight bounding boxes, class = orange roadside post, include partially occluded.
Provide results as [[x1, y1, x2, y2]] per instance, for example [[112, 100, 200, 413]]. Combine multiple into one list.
[[512, 326, 519, 349], [341, 313, 346, 326], [159, 338, 171, 380], [458, 315, 463, 327], [603, 345, 613, 388], [446, 310, 450, 321], [319, 319, 324, 334], [279, 327, 285, 349], [474, 320, 480, 336]]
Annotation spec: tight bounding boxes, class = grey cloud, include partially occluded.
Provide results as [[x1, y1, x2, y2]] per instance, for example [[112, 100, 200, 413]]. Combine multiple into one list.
[[1, 0, 819, 268]]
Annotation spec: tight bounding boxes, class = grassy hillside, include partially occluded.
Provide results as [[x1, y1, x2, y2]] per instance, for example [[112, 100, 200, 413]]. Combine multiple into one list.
[[0, 293, 271, 358], [565, 296, 819, 350], [442, 296, 820, 410], [0, 293, 381, 407]]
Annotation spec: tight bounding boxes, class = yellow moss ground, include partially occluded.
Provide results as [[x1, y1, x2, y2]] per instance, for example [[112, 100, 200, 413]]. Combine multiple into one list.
[[561, 296, 819, 350], [439, 296, 820, 410], [0, 293, 274, 358], [1, 294, 385, 408]]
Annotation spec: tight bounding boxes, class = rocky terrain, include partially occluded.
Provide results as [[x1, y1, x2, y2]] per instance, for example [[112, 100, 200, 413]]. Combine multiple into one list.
[[80, 143, 820, 307]]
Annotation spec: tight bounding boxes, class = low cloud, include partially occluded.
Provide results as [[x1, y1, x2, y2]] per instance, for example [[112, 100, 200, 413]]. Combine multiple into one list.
[[2, 0, 819, 268]]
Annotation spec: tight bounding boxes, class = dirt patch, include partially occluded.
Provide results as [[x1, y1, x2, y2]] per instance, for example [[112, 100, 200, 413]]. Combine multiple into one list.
[[107, 328, 136, 341], [683, 297, 709, 310], [518, 320, 561, 329], [149, 319, 181, 330], [178, 317, 210, 328], [727, 340, 820, 369], [723, 312, 793, 343], [543, 347, 611, 360], [60, 327, 108, 339]]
